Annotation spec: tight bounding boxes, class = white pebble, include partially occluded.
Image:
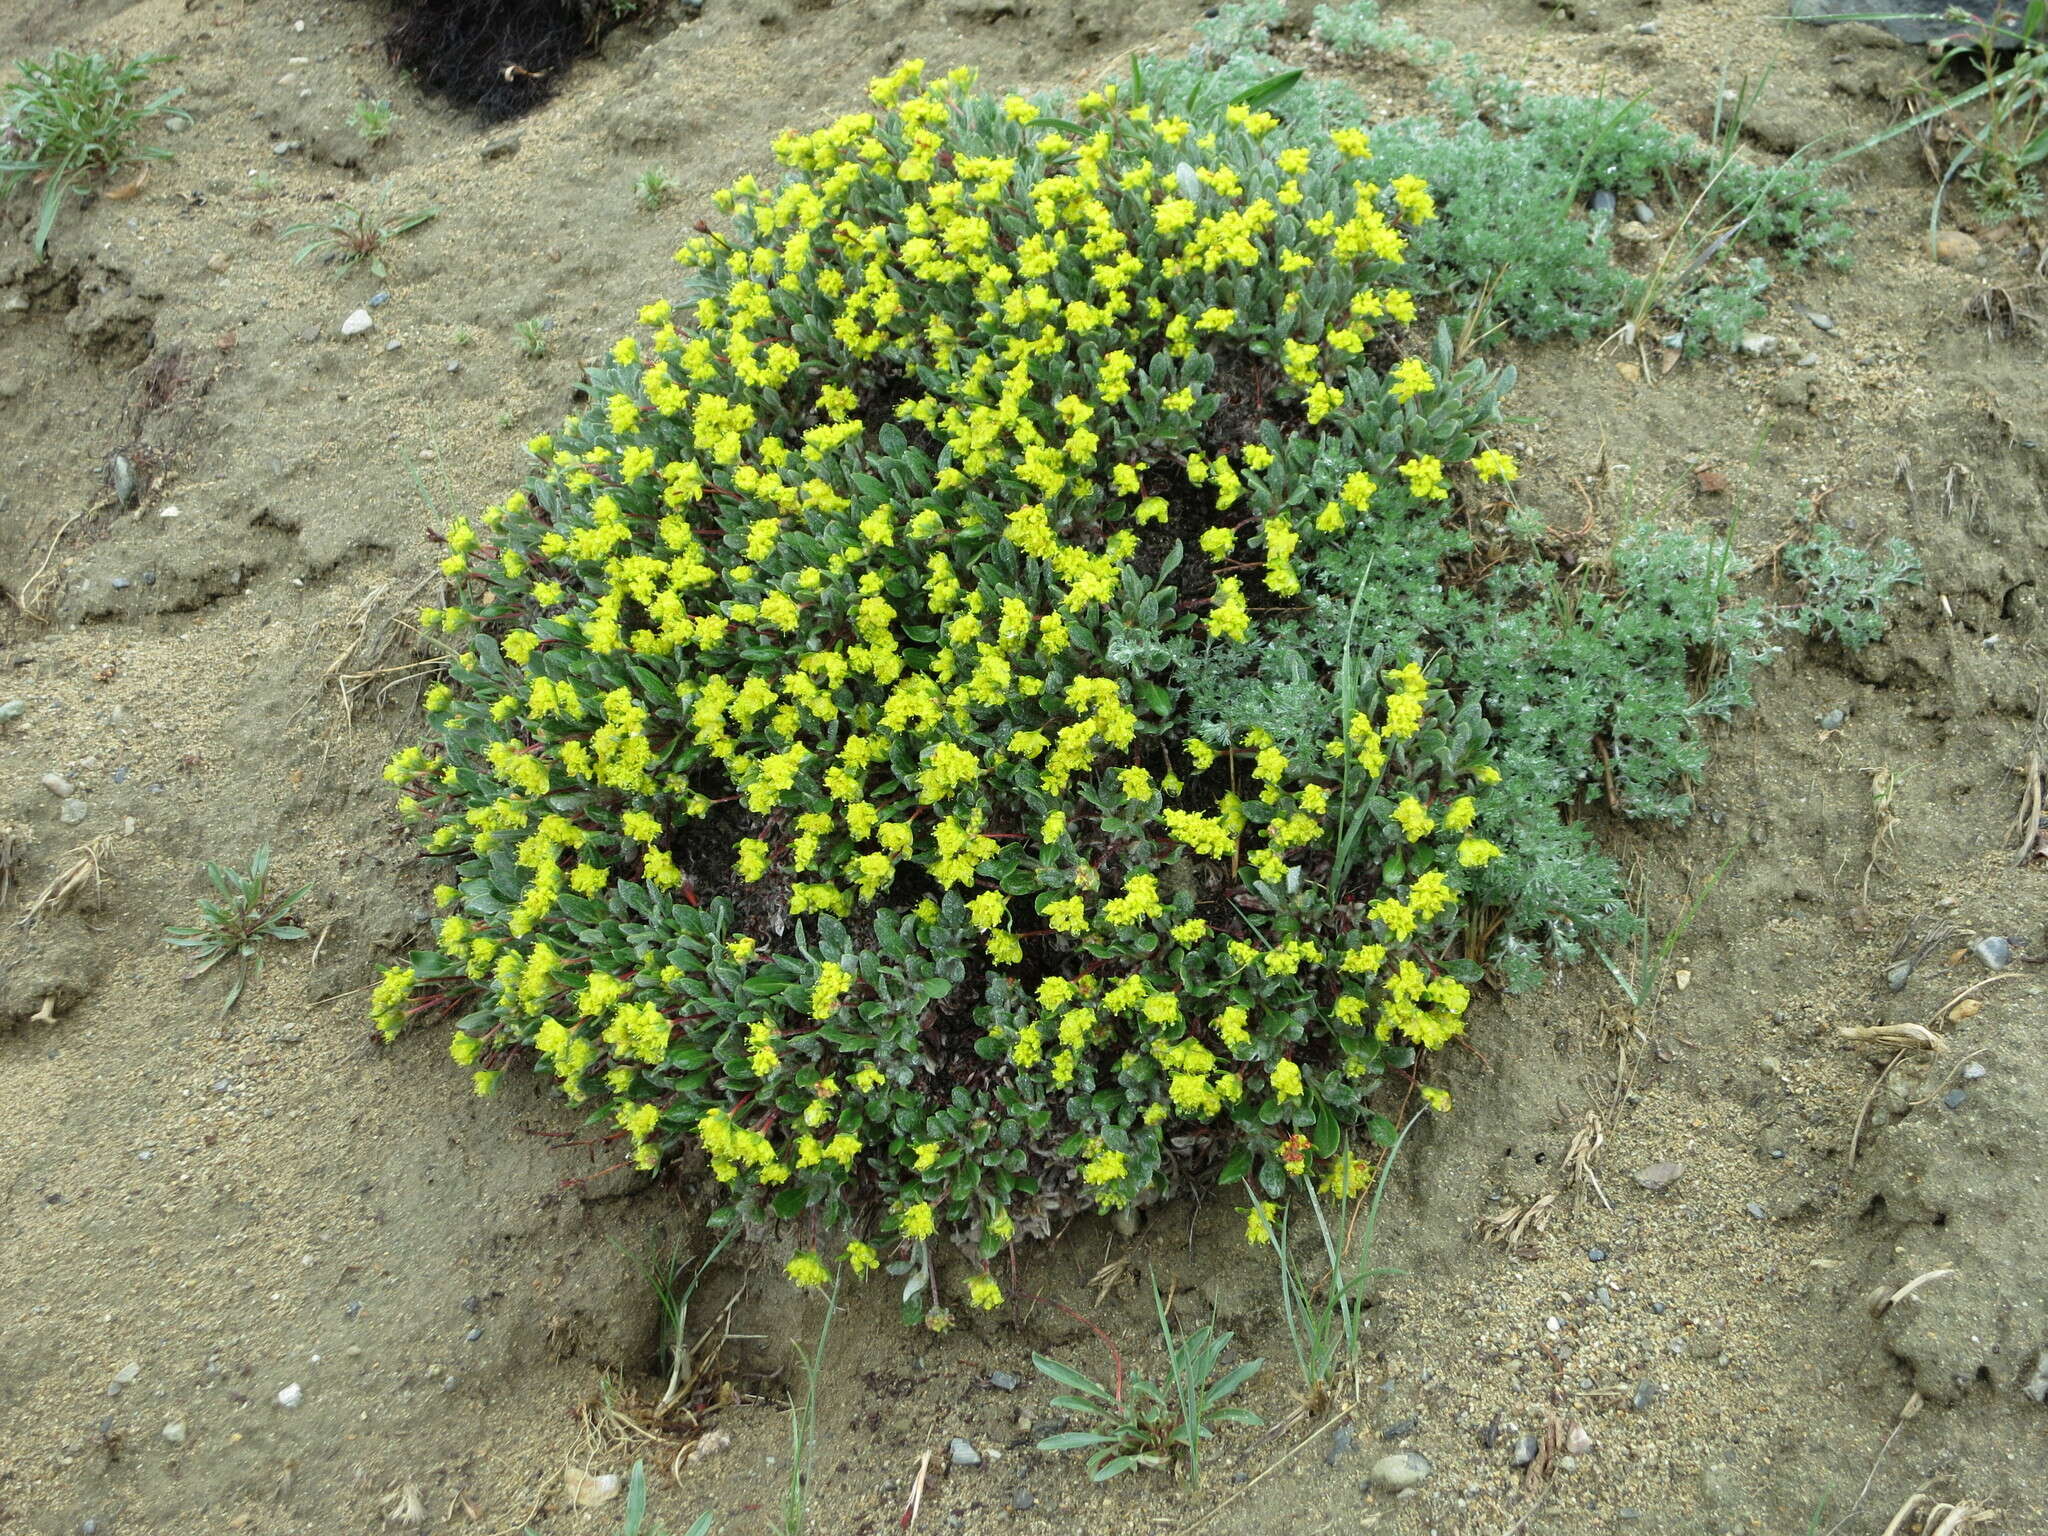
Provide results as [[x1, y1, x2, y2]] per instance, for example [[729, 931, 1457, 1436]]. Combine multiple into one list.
[[276, 1382, 303, 1408], [340, 309, 374, 337]]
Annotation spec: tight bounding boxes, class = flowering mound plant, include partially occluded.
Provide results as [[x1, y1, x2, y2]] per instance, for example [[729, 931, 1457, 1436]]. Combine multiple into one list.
[[379, 61, 1522, 1320]]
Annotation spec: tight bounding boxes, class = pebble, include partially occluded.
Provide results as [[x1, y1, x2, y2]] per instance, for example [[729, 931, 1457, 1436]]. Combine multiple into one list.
[[60, 799, 89, 826], [110, 454, 138, 506], [162, 1421, 187, 1446], [686, 1428, 731, 1464], [1566, 1425, 1595, 1455], [1377, 1415, 1418, 1441], [1970, 936, 2012, 969], [1591, 189, 1617, 216], [2023, 1349, 2048, 1404], [40, 772, 73, 797], [1805, 310, 1836, 331], [1510, 1434, 1541, 1467], [949, 1436, 981, 1468], [1933, 230, 1980, 266], [107, 1363, 140, 1396], [465, 1327, 482, 1342], [276, 1383, 303, 1409], [1818, 708, 1846, 731], [480, 131, 523, 160], [384, 339, 402, 352], [0, 700, 24, 722], [340, 309, 373, 337], [1942, 1089, 1968, 1111], [1634, 1161, 1686, 1192], [1887, 960, 1915, 992], [1745, 1202, 1768, 1220], [1325, 1424, 1356, 1465], [446, 361, 463, 374], [111, 576, 131, 590], [1588, 1247, 1608, 1262], [369, 291, 391, 307], [1631, 1380, 1663, 1412], [1370, 1450, 1433, 1491], [1634, 18, 1659, 31], [1738, 333, 1779, 357], [1797, 352, 1820, 368], [987, 1370, 1020, 1392], [1011, 1489, 1035, 1510], [1963, 1062, 1987, 1080], [1632, 200, 1655, 223]]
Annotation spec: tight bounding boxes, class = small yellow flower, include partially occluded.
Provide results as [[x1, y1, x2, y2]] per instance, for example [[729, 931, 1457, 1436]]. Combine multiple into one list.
[[1245, 1200, 1279, 1245], [901, 1201, 937, 1241], [968, 1274, 1004, 1310], [786, 1251, 831, 1290]]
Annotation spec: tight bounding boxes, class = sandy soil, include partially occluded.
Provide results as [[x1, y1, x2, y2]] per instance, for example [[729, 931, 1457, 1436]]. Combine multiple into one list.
[[2, 2, 2044, 1534]]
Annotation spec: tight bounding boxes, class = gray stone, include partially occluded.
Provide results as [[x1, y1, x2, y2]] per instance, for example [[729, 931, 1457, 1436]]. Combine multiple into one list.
[[1324, 1424, 1356, 1465], [1818, 709, 1846, 731], [40, 772, 73, 797], [1631, 1380, 1663, 1412], [480, 132, 523, 160], [0, 700, 24, 722], [1745, 1201, 1769, 1220], [948, 1436, 980, 1467], [1633, 1161, 1686, 1192], [161, 1421, 187, 1446], [1370, 1450, 1432, 1490], [1632, 200, 1655, 224], [59, 799, 89, 826], [1970, 935, 2012, 969], [107, 1363, 139, 1396], [1510, 1434, 1541, 1467], [340, 309, 374, 337], [1011, 1489, 1035, 1510], [1738, 333, 1780, 358], [1806, 310, 1836, 331], [1887, 960, 1915, 992], [1792, 0, 2032, 48], [1942, 1088, 1968, 1111], [988, 1370, 1020, 1392]]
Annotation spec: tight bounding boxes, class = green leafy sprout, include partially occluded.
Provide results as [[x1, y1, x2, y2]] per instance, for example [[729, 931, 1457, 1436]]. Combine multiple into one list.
[[0, 47, 189, 256], [282, 201, 438, 280], [636, 165, 677, 212], [348, 97, 395, 145], [1034, 1278, 1263, 1484], [164, 846, 311, 1013]]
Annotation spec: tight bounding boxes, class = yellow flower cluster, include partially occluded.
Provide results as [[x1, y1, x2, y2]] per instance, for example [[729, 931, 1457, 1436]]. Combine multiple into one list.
[[384, 61, 1523, 1308]]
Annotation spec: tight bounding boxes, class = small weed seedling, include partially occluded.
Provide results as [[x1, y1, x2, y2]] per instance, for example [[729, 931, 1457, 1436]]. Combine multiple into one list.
[[164, 846, 310, 1012], [515, 316, 550, 358], [282, 201, 438, 279], [635, 166, 676, 211], [348, 97, 395, 145], [616, 1460, 715, 1536], [1034, 1279, 1262, 1485], [0, 47, 190, 254], [783, 1280, 838, 1535], [1252, 1118, 1412, 1415]]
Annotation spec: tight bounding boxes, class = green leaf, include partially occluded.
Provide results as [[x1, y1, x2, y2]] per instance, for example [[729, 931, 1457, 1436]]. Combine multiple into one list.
[[1227, 69, 1302, 112]]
